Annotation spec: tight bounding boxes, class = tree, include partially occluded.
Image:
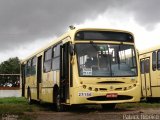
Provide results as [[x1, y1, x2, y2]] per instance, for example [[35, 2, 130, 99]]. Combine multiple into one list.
[[0, 57, 20, 87], [0, 57, 20, 74]]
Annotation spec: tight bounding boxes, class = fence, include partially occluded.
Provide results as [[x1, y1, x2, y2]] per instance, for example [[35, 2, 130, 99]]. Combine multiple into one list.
[[0, 74, 21, 97], [0, 74, 20, 87]]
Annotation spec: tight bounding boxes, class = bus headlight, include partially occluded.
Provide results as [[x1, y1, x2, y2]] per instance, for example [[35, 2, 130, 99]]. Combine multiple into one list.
[[83, 85, 86, 89], [124, 87, 127, 91], [95, 88, 98, 92], [133, 84, 136, 87], [88, 87, 92, 91]]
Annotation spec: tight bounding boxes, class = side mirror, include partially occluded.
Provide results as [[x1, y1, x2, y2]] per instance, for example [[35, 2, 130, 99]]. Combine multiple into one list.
[[70, 44, 75, 56]]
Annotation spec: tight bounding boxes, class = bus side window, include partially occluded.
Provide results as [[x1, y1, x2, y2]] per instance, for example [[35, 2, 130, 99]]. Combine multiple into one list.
[[140, 60, 145, 74], [152, 51, 157, 71], [157, 50, 160, 70], [25, 64, 28, 77], [44, 48, 52, 72], [145, 59, 150, 73], [27, 59, 31, 76], [31, 56, 36, 75], [52, 43, 61, 70]]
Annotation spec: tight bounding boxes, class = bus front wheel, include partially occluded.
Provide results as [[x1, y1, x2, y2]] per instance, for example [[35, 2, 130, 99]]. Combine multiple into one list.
[[56, 94, 64, 112], [27, 88, 34, 104]]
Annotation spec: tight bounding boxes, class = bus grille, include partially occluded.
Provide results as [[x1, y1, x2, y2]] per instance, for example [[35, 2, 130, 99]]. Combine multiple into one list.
[[87, 95, 133, 101]]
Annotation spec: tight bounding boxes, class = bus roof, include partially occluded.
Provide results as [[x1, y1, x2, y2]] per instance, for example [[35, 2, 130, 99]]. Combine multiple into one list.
[[21, 28, 134, 63], [139, 44, 160, 55]]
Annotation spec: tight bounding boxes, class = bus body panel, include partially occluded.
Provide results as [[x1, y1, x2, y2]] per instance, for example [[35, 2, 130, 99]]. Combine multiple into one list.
[[140, 47, 160, 99]]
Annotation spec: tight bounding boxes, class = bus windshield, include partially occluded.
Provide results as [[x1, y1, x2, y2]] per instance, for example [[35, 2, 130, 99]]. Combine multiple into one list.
[[75, 43, 137, 77]]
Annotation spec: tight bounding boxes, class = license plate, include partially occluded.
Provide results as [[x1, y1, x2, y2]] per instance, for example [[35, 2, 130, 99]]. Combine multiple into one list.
[[106, 93, 118, 98]]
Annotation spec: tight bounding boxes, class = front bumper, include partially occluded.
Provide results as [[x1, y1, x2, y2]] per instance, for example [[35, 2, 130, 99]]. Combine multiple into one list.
[[70, 84, 141, 104]]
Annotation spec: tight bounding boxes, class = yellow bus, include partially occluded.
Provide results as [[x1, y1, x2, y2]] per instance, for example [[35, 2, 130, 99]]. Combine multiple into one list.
[[139, 46, 160, 101], [20, 27, 141, 111]]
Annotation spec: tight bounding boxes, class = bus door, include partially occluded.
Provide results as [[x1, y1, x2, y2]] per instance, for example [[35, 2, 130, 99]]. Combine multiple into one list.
[[60, 42, 70, 103], [140, 58, 151, 97], [37, 56, 42, 100]]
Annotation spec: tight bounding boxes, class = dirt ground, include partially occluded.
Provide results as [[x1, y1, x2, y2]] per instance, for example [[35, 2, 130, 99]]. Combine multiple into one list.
[[25, 105, 160, 120]]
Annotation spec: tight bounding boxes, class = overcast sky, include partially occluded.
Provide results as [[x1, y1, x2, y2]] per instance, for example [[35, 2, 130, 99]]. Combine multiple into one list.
[[0, 0, 160, 62]]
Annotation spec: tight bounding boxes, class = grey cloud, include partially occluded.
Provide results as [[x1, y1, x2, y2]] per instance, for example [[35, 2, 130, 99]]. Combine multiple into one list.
[[124, 0, 160, 30], [0, 0, 119, 51], [0, 0, 160, 51]]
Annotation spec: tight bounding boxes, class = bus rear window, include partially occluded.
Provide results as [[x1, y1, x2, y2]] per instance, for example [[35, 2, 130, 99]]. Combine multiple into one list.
[[75, 31, 134, 42]]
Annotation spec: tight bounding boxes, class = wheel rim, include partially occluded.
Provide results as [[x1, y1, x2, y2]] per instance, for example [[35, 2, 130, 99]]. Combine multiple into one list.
[[28, 90, 32, 104], [56, 95, 61, 111], [28, 94, 31, 103]]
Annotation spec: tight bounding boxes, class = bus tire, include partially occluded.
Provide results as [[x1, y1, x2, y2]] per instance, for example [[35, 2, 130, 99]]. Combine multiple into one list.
[[101, 103, 116, 110], [27, 88, 33, 104], [55, 94, 64, 112]]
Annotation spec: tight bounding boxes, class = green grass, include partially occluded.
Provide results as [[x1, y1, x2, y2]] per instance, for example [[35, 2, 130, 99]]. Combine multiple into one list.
[[0, 97, 27, 104], [0, 97, 160, 119], [0, 97, 45, 120], [0, 97, 44, 114]]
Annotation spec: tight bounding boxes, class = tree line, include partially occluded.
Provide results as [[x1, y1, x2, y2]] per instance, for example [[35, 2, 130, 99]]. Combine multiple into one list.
[[0, 57, 20, 87]]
